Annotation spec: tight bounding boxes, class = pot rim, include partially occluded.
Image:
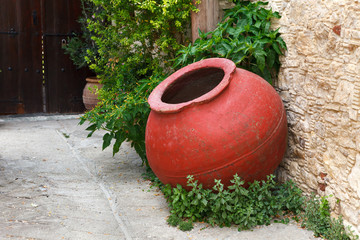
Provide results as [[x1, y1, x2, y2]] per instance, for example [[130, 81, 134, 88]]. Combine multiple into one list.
[[86, 76, 101, 83], [148, 58, 236, 113]]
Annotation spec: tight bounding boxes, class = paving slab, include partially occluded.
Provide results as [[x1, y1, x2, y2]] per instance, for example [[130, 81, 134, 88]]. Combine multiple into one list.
[[0, 115, 320, 240]]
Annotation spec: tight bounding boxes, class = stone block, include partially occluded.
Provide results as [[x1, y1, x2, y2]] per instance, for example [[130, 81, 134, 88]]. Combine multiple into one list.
[[333, 81, 355, 105], [349, 154, 360, 198], [341, 202, 360, 227]]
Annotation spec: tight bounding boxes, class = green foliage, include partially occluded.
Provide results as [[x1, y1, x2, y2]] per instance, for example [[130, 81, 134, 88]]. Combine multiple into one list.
[[80, 74, 164, 164], [63, 0, 100, 69], [174, 1, 286, 84], [85, 0, 196, 83], [178, 220, 194, 231], [302, 194, 359, 240], [157, 173, 358, 239], [78, 0, 197, 164], [302, 194, 330, 237], [167, 214, 194, 231], [273, 179, 304, 215], [162, 174, 304, 231], [167, 215, 182, 227]]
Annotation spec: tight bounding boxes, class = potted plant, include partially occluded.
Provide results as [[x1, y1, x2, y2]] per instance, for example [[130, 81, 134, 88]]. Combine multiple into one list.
[[62, 0, 102, 110]]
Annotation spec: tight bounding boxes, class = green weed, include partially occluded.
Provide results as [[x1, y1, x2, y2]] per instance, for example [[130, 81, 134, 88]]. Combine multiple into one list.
[[147, 171, 358, 240], [302, 194, 359, 240], [161, 174, 304, 231]]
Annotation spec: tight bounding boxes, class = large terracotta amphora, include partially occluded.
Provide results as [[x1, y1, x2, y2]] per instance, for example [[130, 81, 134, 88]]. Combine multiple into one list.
[[146, 58, 287, 189]]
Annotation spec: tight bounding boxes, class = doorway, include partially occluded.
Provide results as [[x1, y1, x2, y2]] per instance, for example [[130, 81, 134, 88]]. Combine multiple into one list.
[[0, 0, 89, 114]]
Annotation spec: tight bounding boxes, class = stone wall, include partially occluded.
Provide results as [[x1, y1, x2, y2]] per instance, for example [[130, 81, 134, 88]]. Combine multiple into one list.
[[261, 0, 360, 233]]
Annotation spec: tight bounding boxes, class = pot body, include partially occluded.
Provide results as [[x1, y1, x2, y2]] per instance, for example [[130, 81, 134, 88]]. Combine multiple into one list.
[[146, 58, 287, 189], [83, 77, 103, 110]]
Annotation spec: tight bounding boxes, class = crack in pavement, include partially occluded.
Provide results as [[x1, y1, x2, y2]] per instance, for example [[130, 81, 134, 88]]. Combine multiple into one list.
[[56, 129, 135, 240]]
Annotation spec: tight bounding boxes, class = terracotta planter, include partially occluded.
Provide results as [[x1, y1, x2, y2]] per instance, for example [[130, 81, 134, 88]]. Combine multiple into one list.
[[83, 77, 103, 110], [145, 58, 287, 189]]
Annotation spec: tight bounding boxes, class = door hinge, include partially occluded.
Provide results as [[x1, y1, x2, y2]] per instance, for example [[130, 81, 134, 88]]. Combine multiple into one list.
[[0, 28, 18, 36]]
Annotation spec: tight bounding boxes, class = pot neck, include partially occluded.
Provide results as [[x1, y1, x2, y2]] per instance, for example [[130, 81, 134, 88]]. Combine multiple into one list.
[[148, 58, 236, 113]]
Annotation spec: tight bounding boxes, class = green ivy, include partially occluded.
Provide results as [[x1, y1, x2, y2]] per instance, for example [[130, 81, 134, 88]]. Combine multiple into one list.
[[174, 0, 286, 84]]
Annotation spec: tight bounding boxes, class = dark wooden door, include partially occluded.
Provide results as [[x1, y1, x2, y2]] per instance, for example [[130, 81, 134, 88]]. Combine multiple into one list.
[[43, 0, 87, 113], [0, 0, 43, 114], [0, 0, 87, 114]]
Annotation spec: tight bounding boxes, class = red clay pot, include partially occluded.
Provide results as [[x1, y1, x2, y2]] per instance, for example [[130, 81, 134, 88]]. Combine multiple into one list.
[[146, 58, 287, 189]]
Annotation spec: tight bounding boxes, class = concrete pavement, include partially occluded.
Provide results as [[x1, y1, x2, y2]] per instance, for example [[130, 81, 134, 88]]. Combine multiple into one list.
[[0, 114, 320, 240]]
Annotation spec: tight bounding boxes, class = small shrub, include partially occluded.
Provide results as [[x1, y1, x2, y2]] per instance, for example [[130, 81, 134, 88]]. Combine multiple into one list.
[[80, 74, 164, 164]]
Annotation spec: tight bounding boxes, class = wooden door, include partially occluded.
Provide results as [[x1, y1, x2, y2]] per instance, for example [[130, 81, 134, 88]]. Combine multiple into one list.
[[42, 0, 88, 113], [0, 0, 88, 114], [0, 0, 43, 114]]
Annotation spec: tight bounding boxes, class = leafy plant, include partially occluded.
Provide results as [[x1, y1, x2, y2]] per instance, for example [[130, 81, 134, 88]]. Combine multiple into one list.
[[157, 173, 358, 239], [273, 179, 304, 215], [78, 0, 198, 165], [174, 0, 286, 84], [80, 74, 164, 163], [302, 194, 359, 240], [162, 174, 305, 231], [302, 194, 331, 237]]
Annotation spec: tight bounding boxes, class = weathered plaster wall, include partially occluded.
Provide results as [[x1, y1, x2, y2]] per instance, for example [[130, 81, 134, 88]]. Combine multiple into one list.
[[261, 0, 360, 233]]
